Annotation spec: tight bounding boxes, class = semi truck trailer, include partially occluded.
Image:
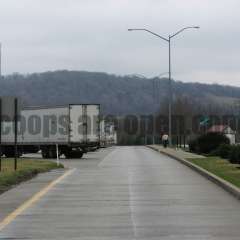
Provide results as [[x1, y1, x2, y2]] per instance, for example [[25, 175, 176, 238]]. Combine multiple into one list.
[[100, 120, 117, 147], [1, 104, 100, 159]]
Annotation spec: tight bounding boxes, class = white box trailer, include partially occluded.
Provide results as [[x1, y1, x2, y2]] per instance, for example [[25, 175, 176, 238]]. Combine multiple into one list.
[[1, 104, 100, 158], [106, 123, 117, 145], [100, 120, 107, 147], [100, 120, 117, 147]]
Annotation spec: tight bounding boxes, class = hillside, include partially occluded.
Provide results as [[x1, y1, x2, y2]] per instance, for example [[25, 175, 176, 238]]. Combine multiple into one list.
[[0, 70, 239, 115]]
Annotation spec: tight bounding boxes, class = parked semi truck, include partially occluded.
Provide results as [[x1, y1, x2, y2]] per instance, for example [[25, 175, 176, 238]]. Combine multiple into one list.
[[1, 104, 100, 158], [100, 120, 117, 147]]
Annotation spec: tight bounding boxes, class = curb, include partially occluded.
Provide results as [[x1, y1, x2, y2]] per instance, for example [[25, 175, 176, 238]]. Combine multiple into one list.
[[147, 145, 240, 200]]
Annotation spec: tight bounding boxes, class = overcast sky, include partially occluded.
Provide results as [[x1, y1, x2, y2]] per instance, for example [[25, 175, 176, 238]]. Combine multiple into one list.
[[0, 0, 239, 86]]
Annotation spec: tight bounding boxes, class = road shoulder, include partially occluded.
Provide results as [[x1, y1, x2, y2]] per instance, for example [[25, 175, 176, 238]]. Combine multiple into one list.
[[0, 168, 66, 224], [147, 145, 240, 200]]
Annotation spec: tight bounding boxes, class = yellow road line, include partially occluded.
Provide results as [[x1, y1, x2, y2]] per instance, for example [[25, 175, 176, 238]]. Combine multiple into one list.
[[0, 168, 75, 232]]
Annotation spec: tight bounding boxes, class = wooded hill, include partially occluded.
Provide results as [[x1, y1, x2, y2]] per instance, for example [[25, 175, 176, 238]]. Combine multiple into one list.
[[0, 70, 239, 115]]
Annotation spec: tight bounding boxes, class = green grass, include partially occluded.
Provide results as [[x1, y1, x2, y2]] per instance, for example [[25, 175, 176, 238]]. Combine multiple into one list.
[[188, 157, 240, 188], [0, 158, 64, 193]]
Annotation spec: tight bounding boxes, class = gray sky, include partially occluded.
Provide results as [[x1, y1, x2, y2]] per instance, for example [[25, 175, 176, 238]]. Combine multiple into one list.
[[0, 0, 239, 86]]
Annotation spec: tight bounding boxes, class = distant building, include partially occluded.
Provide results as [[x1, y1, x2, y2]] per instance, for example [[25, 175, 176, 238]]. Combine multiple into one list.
[[207, 125, 236, 144]]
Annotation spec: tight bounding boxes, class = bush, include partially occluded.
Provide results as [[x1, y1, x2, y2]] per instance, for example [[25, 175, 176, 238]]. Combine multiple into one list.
[[209, 148, 220, 157], [218, 144, 232, 159], [189, 132, 230, 154], [189, 139, 199, 153], [229, 145, 240, 164]]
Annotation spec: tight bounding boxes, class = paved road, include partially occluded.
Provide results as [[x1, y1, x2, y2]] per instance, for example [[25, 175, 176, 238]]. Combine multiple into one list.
[[1, 146, 240, 239]]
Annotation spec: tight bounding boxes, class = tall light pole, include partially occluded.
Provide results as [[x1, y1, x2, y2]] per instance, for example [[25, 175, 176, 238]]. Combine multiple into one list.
[[154, 72, 169, 110], [0, 43, 1, 171], [0, 43, 2, 81], [128, 26, 199, 146], [152, 72, 169, 145]]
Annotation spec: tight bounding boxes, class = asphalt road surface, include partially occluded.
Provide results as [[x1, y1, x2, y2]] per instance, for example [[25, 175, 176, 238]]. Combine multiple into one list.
[[1, 146, 240, 239]]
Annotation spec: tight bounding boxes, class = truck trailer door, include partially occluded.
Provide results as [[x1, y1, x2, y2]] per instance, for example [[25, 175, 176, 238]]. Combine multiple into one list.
[[69, 104, 87, 143]]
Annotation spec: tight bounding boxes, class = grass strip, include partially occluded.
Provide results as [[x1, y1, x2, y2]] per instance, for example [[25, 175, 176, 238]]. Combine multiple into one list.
[[0, 158, 64, 194], [188, 157, 240, 188]]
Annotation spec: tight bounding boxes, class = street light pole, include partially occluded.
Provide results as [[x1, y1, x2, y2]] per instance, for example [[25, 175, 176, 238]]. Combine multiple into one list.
[[0, 43, 2, 171], [153, 72, 170, 145], [128, 26, 199, 146], [0, 43, 2, 80], [168, 36, 172, 146]]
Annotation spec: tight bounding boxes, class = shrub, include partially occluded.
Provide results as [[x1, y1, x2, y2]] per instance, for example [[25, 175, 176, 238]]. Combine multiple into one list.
[[189, 139, 199, 153], [189, 132, 230, 154], [229, 145, 240, 164], [209, 148, 220, 157], [218, 144, 232, 159]]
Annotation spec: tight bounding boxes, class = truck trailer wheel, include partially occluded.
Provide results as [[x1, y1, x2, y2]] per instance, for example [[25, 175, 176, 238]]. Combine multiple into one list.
[[42, 150, 49, 159], [75, 152, 83, 158], [64, 151, 83, 159], [41, 148, 49, 159], [41, 146, 57, 159], [4, 147, 22, 158], [48, 147, 57, 159]]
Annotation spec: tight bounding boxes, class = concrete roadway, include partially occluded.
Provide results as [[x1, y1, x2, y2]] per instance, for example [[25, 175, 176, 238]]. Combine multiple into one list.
[[1, 146, 240, 239]]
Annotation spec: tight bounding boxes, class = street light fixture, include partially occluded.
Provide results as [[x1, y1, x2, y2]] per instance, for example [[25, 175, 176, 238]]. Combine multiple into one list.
[[128, 26, 199, 146]]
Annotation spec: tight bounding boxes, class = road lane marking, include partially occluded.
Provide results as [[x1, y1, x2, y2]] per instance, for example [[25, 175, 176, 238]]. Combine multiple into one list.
[[0, 168, 75, 232], [127, 168, 138, 238], [98, 147, 118, 167]]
